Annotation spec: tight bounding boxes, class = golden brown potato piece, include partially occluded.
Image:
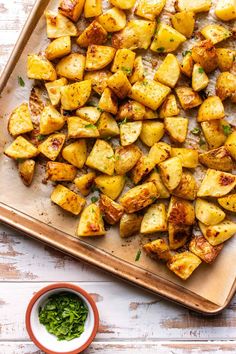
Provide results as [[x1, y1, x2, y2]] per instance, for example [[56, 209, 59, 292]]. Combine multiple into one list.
[[131, 155, 155, 184], [45, 36, 71, 61], [84, 0, 102, 18], [107, 70, 132, 99], [191, 40, 218, 73], [8, 103, 33, 137], [119, 182, 158, 213], [98, 7, 126, 32], [77, 203, 105, 236], [171, 148, 198, 168], [216, 72, 236, 102], [95, 175, 126, 200], [67, 117, 99, 139], [148, 142, 171, 165], [150, 23, 186, 53], [141, 203, 167, 234], [27, 55, 57, 81], [195, 198, 225, 225], [189, 236, 223, 264], [74, 172, 96, 196], [56, 53, 85, 81], [218, 194, 236, 212], [38, 133, 65, 161], [130, 56, 145, 84], [110, 0, 136, 9], [119, 213, 142, 237], [200, 24, 232, 45], [58, 0, 85, 21], [216, 48, 235, 72], [111, 49, 136, 75], [135, 0, 165, 20], [175, 0, 211, 12], [197, 96, 225, 122], [143, 239, 172, 261], [225, 131, 236, 160], [76, 20, 107, 47], [116, 100, 146, 121], [97, 112, 119, 138], [85, 45, 116, 71], [171, 11, 195, 38], [197, 169, 236, 197], [45, 78, 68, 106], [45, 11, 78, 38], [201, 119, 228, 149], [175, 86, 202, 110], [140, 121, 165, 146], [60, 81, 92, 110], [168, 223, 192, 250], [199, 146, 233, 171], [40, 105, 65, 135], [46, 162, 77, 181], [159, 94, 180, 118], [145, 170, 170, 198], [76, 106, 101, 124], [154, 54, 180, 88], [84, 70, 112, 95], [120, 121, 142, 146], [5, 136, 39, 160], [86, 139, 115, 175], [215, 0, 236, 21], [199, 220, 236, 246], [180, 52, 194, 77], [114, 145, 142, 175], [172, 172, 197, 200], [98, 88, 118, 115], [62, 140, 87, 168], [192, 63, 209, 92], [159, 157, 182, 191], [18, 159, 36, 186], [99, 194, 124, 224], [168, 196, 195, 226], [164, 117, 188, 143], [51, 184, 85, 215], [167, 251, 201, 280]]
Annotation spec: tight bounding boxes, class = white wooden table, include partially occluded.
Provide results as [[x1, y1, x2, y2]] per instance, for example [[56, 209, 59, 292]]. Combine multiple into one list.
[[0, 1, 235, 353]]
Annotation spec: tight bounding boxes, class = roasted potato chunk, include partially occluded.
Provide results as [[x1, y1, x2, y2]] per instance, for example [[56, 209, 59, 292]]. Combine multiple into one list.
[[98, 7, 126, 32], [97, 112, 119, 138], [192, 64, 209, 92], [40, 105, 65, 135], [114, 145, 142, 175], [199, 146, 233, 171], [172, 172, 197, 200], [76, 20, 107, 47], [27, 54, 57, 81], [144, 108, 158, 120], [168, 196, 195, 226], [86, 139, 115, 175], [130, 56, 145, 84], [201, 119, 228, 149], [154, 54, 180, 88], [84, 0, 102, 17], [218, 194, 236, 212], [5, 136, 38, 160], [119, 213, 142, 237], [171, 148, 198, 168], [98, 88, 118, 115], [199, 219, 236, 246], [150, 23, 186, 53], [60, 80, 92, 110], [148, 142, 171, 165], [62, 140, 87, 168], [180, 52, 194, 77], [159, 157, 182, 191], [45, 11, 78, 38], [110, 0, 136, 9], [191, 40, 218, 73], [99, 194, 124, 224], [8, 103, 33, 137], [85, 45, 116, 71], [67, 117, 99, 139], [197, 96, 225, 122], [120, 121, 142, 146], [145, 170, 170, 198], [175, 0, 211, 13], [159, 94, 180, 118], [140, 121, 165, 147], [216, 48, 235, 72], [189, 236, 223, 264], [164, 117, 188, 143], [119, 182, 158, 213], [18, 159, 36, 186], [111, 49, 135, 75], [171, 11, 195, 38], [215, 0, 236, 21], [175, 86, 202, 110], [56, 53, 85, 81], [116, 100, 146, 121], [76, 106, 101, 124], [131, 155, 155, 184], [216, 72, 236, 102], [107, 70, 132, 99], [95, 175, 125, 200], [74, 172, 96, 196], [167, 251, 201, 280], [197, 169, 236, 197], [77, 203, 105, 236], [51, 184, 85, 215], [84, 70, 112, 95], [195, 198, 225, 225], [143, 239, 172, 261], [45, 78, 68, 106], [112, 20, 156, 50], [201, 24, 232, 45], [38, 133, 65, 160], [45, 36, 71, 61], [58, 0, 85, 21], [130, 79, 171, 111], [135, 0, 166, 20], [46, 161, 77, 181], [141, 203, 167, 234], [168, 223, 192, 250], [225, 131, 236, 160]]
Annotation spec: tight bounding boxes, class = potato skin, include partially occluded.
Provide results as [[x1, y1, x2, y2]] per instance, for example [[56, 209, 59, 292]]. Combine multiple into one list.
[[58, 0, 85, 21], [115, 145, 142, 175], [197, 169, 236, 197], [116, 100, 146, 121], [99, 194, 124, 225], [18, 159, 36, 186], [189, 236, 223, 264], [143, 239, 172, 261], [201, 119, 228, 149], [191, 40, 218, 73], [175, 87, 202, 110], [199, 146, 233, 171], [159, 157, 182, 191], [172, 172, 197, 200], [119, 213, 142, 237], [167, 251, 201, 280]]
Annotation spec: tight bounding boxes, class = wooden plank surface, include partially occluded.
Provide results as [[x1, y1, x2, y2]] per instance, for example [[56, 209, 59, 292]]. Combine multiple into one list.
[[0, 0, 236, 353]]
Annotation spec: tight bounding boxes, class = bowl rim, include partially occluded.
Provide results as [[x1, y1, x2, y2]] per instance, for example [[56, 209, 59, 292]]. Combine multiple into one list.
[[25, 282, 99, 354]]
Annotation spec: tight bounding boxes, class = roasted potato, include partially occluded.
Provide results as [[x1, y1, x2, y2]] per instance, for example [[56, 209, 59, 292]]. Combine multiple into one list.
[[200, 24, 232, 45], [116, 100, 146, 121], [197, 169, 236, 197], [38, 133, 65, 160], [51, 184, 85, 215], [76, 106, 101, 124], [199, 146, 233, 171], [216, 48, 235, 71], [120, 121, 142, 146], [171, 148, 198, 168], [18, 159, 36, 186], [164, 117, 188, 143], [140, 121, 165, 146], [84, 0, 102, 17], [218, 194, 236, 212], [154, 54, 180, 88], [56, 53, 85, 81], [199, 219, 236, 246], [86, 139, 115, 175], [58, 0, 85, 21], [98, 7, 126, 32], [144, 108, 158, 120], [77, 203, 105, 236], [112, 20, 156, 50], [159, 157, 182, 191], [215, 0, 236, 21], [143, 239, 172, 261], [201, 119, 229, 149], [95, 175, 126, 200], [40, 105, 65, 135], [107, 70, 132, 99], [74, 172, 96, 196], [114, 144, 142, 175], [195, 198, 225, 225], [191, 40, 218, 73], [135, 0, 166, 20], [110, 0, 136, 9], [46, 161, 77, 181], [131, 155, 155, 184], [180, 52, 194, 77], [85, 45, 116, 71], [130, 56, 145, 84], [192, 64, 209, 92], [76, 20, 107, 47], [172, 172, 197, 200], [60, 80, 92, 110], [45, 78, 68, 106], [5, 136, 38, 160], [130, 79, 171, 111], [197, 96, 225, 122], [167, 251, 201, 280], [148, 141, 171, 165], [175, 0, 211, 13], [225, 131, 236, 160], [84, 70, 112, 95], [45, 11, 78, 38], [159, 94, 180, 118], [62, 140, 87, 168], [175, 86, 202, 110], [111, 49, 135, 75], [216, 72, 236, 102], [67, 117, 99, 139], [119, 182, 158, 213], [119, 213, 142, 237], [171, 11, 195, 38], [98, 88, 118, 115], [8, 103, 33, 137], [97, 112, 119, 138], [189, 236, 223, 263], [45, 36, 71, 61], [27, 54, 57, 81], [99, 194, 124, 224], [140, 203, 167, 234], [145, 170, 170, 198], [150, 23, 186, 53], [168, 196, 195, 226], [168, 223, 192, 250]]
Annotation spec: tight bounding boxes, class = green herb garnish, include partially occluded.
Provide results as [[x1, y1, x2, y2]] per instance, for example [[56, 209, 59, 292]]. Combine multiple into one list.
[[37, 134, 45, 141], [135, 250, 141, 262], [121, 66, 132, 75], [222, 125, 232, 136], [91, 196, 99, 203], [38, 292, 88, 341], [118, 118, 127, 126], [191, 127, 201, 135], [182, 50, 192, 57], [85, 124, 96, 129], [107, 33, 112, 39], [18, 76, 25, 87], [97, 107, 103, 113], [199, 137, 206, 146], [106, 155, 114, 159], [169, 38, 174, 42], [157, 47, 165, 52], [198, 67, 204, 74], [16, 158, 25, 163]]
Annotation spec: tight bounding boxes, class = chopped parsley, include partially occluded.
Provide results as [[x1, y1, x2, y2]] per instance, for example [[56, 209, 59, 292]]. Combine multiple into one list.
[[17, 76, 25, 87], [85, 124, 96, 129], [118, 118, 127, 125], [199, 137, 206, 146], [222, 125, 232, 136], [37, 134, 45, 141], [169, 38, 175, 42], [182, 50, 192, 57], [198, 67, 204, 74], [16, 158, 25, 163], [191, 127, 201, 135], [135, 249, 141, 262], [121, 66, 132, 75], [97, 107, 103, 113], [91, 196, 99, 203], [157, 47, 165, 52], [106, 155, 114, 159], [107, 33, 112, 39]]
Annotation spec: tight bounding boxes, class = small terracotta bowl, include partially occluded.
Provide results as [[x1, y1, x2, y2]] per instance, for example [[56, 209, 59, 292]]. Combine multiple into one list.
[[25, 283, 99, 354]]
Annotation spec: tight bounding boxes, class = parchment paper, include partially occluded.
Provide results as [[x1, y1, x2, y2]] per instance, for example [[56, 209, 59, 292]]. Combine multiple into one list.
[[0, 0, 235, 307]]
